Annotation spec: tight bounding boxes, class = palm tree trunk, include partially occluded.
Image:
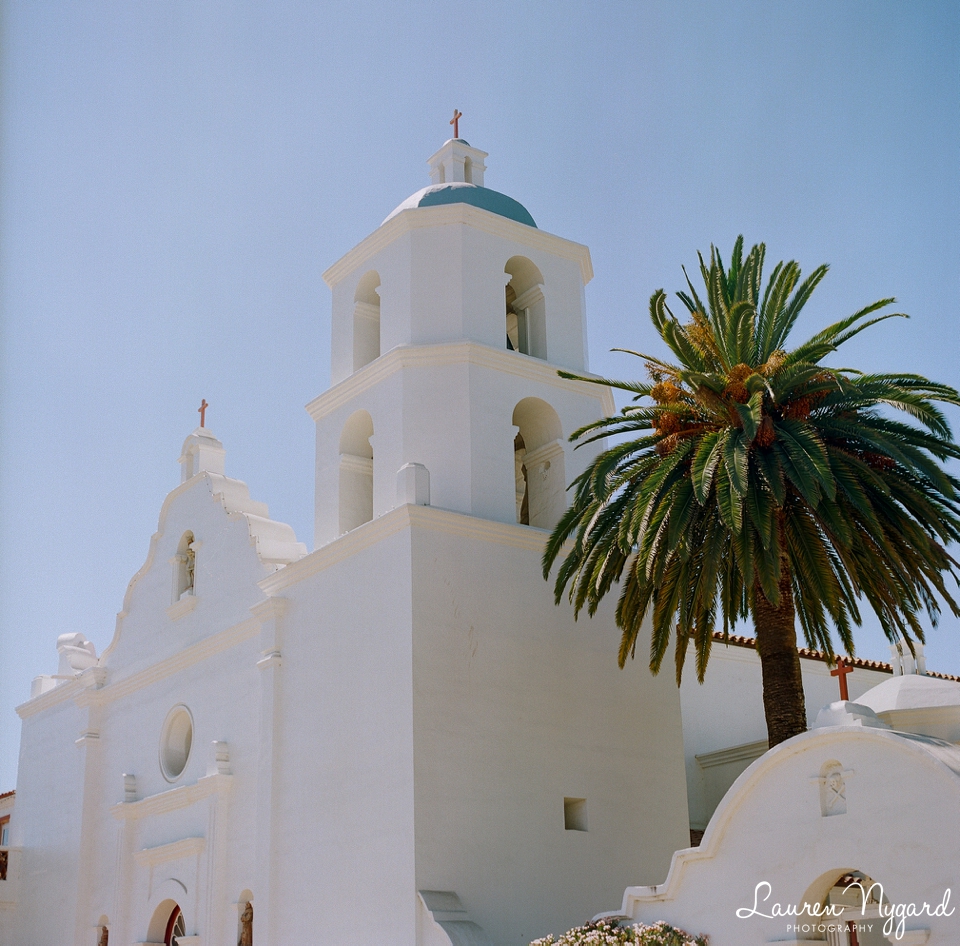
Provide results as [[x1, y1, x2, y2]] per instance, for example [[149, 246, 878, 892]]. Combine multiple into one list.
[[753, 571, 807, 747]]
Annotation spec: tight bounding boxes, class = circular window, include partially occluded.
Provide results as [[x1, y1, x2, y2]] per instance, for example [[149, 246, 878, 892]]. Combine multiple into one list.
[[159, 705, 194, 781]]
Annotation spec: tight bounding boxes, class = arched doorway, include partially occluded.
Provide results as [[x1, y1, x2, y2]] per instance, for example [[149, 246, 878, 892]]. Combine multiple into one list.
[[799, 870, 890, 945]]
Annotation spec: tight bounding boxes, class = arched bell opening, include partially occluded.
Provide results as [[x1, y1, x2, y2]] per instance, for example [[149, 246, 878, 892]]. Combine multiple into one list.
[[339, 410, 374, 534], [505, 256, 546, 359], [512, 397, 565, 529], [353, 270, 381, 371]]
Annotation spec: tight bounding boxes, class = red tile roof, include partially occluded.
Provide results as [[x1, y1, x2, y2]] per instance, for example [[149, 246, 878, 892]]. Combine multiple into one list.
[[710, 631, 960, 682]]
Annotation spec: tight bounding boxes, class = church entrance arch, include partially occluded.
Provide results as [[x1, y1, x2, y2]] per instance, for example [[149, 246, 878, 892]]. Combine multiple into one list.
[[146, 899, 186, 946], [512, 398, 565, 529]]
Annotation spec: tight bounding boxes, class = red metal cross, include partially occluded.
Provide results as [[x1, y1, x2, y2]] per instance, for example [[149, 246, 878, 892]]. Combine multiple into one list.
[[449, 109, 463, 138], [831, 658, 853, 701]]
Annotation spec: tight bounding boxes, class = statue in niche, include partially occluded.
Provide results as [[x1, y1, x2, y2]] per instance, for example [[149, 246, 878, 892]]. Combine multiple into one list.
[[238, 901, 253, 946], [176, 532, 197, 599], [98, 926, 109, 946], [184, 541, 196, 594]]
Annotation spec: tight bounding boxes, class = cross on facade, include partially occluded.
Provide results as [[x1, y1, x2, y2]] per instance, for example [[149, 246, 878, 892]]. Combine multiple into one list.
[[198, 399, 209, 428], [831, 657, 853, 701], [449, 109, 463, 138]]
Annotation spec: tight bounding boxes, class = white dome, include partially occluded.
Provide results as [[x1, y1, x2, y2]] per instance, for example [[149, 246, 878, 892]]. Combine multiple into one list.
[[854, 674, 960, 743], [856, 673, 960, 713]]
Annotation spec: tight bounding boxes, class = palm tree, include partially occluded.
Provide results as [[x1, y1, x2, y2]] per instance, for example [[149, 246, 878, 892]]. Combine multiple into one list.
[[543, 238, 960, 746]]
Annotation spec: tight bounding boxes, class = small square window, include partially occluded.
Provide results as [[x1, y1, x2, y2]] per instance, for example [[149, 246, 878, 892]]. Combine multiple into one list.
[[563, 797, 587, 832]]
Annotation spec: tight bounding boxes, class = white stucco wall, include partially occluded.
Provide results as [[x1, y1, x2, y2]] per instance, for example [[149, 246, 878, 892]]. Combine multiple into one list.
[[408, 510, 689, 945], [6, 698, 85, 943], [259, 522, 419, 946]]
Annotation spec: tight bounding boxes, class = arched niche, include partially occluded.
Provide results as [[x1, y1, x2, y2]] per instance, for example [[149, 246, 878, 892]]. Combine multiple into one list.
[[505, 256, 546, 359], [512, 397, 566, 529], [353, 270, 381, 371], [96, 915, 110, 946], [174, 531, 196, 601], [339, 410, 374, 534], [237, 889, 254, 945]]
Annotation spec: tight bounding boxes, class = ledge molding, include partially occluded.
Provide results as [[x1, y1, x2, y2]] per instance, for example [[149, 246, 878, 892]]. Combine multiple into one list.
[[111, 774, 233, 821]]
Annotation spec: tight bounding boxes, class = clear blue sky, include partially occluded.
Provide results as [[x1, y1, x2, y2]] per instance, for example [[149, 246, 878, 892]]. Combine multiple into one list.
[[1, 1, 958, 789]]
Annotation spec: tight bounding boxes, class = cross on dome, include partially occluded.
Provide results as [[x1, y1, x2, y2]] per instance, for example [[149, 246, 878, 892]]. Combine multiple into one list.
[[449, 108, 463, 138], [198, 398, 209, 428]]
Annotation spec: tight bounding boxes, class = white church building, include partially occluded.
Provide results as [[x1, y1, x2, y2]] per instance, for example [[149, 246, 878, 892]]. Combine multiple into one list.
[[2, 138, 959, 946]]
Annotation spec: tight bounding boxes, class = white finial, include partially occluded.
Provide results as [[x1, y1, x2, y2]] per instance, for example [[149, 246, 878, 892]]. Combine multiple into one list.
[[427, 139, 488, 187], [178, 428, 226, 482]]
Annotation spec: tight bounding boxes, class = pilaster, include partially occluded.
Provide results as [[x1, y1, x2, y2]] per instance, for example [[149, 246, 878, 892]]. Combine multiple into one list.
[[73, 691, 105, 946], [252, 597, 287, 946]]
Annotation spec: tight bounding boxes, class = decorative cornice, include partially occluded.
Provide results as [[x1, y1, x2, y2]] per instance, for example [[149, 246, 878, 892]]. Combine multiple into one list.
[[256, 651, 282, 671], [133, 836, 205, 867], [695, 740, 768, 770], [16, 678, 80, 719], [258, 504, 550, 596], [166, 594, 198, 621], [94, 618, 259, 705], [305, 341, 616, 422], [322, 202, 593, 288], [111, 773, 232, 821], [249, 597, 288, 622]]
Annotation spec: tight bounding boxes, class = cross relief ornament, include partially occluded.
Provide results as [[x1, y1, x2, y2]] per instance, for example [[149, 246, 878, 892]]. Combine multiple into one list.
[[813, 764, 854, 817]]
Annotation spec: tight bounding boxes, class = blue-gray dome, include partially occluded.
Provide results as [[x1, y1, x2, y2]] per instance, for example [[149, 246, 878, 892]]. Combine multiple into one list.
[[382, 182, 537, 228]]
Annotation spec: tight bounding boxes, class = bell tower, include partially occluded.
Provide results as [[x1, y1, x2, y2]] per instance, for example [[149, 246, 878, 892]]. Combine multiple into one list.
[[309, 138, 613, 547]]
